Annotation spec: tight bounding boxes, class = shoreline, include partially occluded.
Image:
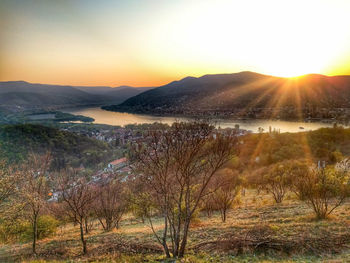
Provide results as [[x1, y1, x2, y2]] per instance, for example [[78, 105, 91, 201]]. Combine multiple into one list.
[[58, 106, 346, 133], [99, 107, 344, 125]]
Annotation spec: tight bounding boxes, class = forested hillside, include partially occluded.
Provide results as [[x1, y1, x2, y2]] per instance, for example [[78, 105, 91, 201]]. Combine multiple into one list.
[[238, 126, 350, 168], [0, 124, 113, 170]]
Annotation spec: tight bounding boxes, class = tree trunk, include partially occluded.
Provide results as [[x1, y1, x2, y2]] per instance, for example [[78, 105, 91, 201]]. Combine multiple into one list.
[[178, 220, 190, 258], [106, 218, 112, 231], [275, 195, 283, 203], [97, 217, 107, 231], [173, 234, 179, 258], [221, 208, 227, 223], [162, 243, 171, 258], [206, 210, 212, 218], [162, 216, 171, 258], [80, 223, 87, 254], [32, 214, 38, 254], [84, 217, 89, 234], [115, 219, 120, 230]]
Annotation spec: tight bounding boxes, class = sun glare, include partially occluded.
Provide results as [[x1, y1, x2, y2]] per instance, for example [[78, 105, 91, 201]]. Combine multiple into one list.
[[144, 0, 350, 79]]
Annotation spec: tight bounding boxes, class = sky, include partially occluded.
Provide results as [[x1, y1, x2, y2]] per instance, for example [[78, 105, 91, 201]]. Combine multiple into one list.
[[1, 0, 350, 87]]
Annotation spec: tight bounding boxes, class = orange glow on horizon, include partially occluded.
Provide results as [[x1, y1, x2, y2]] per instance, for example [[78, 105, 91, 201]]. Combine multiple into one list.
[[1, 0, 350, 86]]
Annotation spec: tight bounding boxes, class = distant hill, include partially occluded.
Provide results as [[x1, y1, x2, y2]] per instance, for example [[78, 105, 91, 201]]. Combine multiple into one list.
[[74, 84, 153, 95], [0, 81, 152, 112], [103, 72, 350, 120]]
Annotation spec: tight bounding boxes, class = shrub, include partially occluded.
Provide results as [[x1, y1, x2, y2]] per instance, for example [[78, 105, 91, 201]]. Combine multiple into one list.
[[0, 215, 59, 243], [35, 215, 59, 239], [94, 181, 128, 231], [292, 164, 350, 219], [211, 169, 242, 222], [0, 219, 28, 243], [251, 160, 309, 204], [201, 195, 217, 218]]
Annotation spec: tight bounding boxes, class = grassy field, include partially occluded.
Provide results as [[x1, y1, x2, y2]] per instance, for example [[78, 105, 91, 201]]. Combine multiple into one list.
[[2, 190, 350, 263]]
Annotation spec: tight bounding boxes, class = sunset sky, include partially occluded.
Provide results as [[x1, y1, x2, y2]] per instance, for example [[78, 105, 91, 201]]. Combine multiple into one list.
[[1, 0, 350, 87]]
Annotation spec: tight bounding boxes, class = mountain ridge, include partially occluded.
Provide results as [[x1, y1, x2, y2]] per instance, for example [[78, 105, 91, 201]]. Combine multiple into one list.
[[102, 71, 350, 120], [0, 81, 153, 112], [3, 71, 350, 120]]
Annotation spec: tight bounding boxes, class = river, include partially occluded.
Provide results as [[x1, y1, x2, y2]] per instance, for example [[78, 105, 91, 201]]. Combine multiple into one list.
[[62, 107, 338, 133]]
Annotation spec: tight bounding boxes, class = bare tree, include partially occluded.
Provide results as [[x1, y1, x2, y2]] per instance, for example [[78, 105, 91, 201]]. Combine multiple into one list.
[[201, 194, 217, 218], [211, 169, 241, 222], [18, 153, 51, 254], [254, 160, 304, 203], [56, 169, 95, 254], [262, 164, 289, 203], [132, 121, 237, 258], [94, 180, 128, 231]]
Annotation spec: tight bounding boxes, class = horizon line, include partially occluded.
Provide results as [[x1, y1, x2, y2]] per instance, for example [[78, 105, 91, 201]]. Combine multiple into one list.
[[0, 71, 348, 88]]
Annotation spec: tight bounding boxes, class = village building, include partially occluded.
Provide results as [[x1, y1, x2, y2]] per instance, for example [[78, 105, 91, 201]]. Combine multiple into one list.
[[107, 157, 128, 170]]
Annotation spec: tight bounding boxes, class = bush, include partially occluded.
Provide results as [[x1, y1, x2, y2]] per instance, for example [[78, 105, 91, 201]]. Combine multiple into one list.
[[212, 169, 242, 222], [292, 164, 350, 219], [253, 160, 308, 203], [34, 215, 59, 239], [0, 219, 28, 243], [0, 215, 59, 243]]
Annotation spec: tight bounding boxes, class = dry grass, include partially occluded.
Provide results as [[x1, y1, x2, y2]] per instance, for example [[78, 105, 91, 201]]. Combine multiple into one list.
[[2, 190, 350, 262]]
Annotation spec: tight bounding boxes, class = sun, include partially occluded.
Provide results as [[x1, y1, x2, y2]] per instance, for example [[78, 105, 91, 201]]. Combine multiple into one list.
[[258, 50, 330, 78], [144, 0, 350, 79]]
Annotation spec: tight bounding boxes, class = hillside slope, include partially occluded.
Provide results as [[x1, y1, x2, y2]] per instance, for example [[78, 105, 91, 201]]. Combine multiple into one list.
[[0, 81, 152, 112], [0, 124, 112, 170], [103, 72, 350, 119]]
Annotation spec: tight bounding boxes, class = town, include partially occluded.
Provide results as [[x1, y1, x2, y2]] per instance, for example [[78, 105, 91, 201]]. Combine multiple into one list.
[[55, 122, 252, 192]]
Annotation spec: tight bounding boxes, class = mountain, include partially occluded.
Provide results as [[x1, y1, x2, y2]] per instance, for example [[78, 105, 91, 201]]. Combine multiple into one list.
[[73, 85, 115, 94], [74, 85, 153, 95], [99, 86, 153, 99], [0, 81, 152, 112], [103, 72, 350, 120]]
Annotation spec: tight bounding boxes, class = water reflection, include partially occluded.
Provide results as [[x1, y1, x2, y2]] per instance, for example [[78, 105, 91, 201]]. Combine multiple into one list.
[[62, 107, 337, 133]]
